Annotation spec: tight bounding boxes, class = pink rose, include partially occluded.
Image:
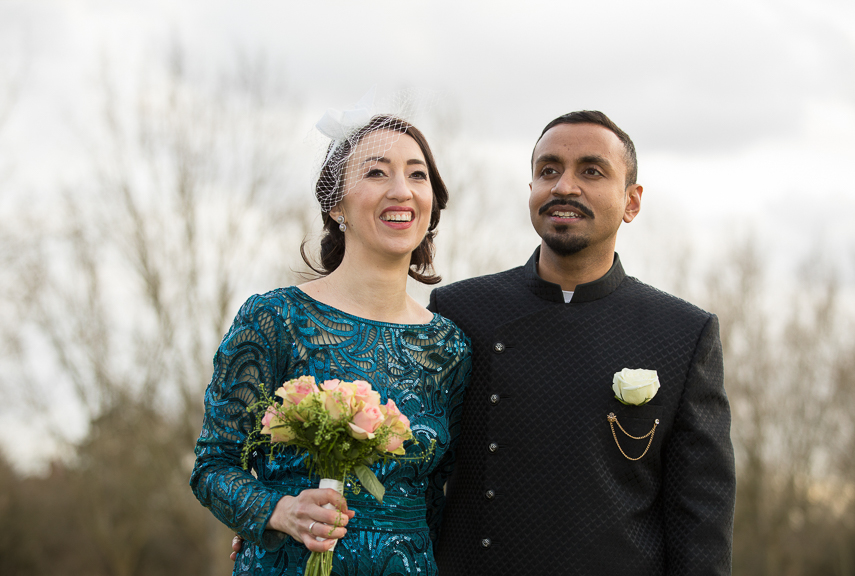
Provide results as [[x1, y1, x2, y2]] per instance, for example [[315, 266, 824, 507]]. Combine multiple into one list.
[[381, 399, 402, 425], [352, 380, 381, 410], [292, 393, 317, 422], [380, 433, 406, 455], [324, 391, 352, 420], [261, 406, 275, 428], [380, 401, 411, 430], [320, 379, 342, 391], [348, 405, 384, 440], [321, 380, 357, 420], [397, 412, 410, 430], [379, 418, 408, 453], [353, 380, 372, 399], [275, 375, 319, 407], [260, 406, 294, 443], [383, 421, 412, 455], [376, 401, 412, 455]]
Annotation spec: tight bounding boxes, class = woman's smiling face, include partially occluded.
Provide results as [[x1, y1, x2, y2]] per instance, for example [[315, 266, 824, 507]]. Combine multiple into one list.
[[331, 129, 433, 262]]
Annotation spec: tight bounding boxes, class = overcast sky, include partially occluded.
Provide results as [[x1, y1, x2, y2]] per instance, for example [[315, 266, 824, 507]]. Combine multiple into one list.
[[2, 0, 854, 470], [3, 0, 854, 260]]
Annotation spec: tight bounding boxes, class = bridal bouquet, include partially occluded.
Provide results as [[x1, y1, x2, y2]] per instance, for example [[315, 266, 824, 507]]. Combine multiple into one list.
[[242, 375, 421, 576]]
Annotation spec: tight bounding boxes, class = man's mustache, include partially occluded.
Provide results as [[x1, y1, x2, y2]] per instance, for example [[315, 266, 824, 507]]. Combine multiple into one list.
[[538, 198, 594, 219]]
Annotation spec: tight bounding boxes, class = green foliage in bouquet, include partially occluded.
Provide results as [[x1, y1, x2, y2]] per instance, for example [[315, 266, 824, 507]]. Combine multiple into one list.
[[241, 376, 433, 504]]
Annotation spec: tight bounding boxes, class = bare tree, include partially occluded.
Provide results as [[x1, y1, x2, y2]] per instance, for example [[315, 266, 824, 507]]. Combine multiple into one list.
[[421, 104, 533, 289], [699, 238, 855, 575], [0, 14, 27, 156], [4, 39, 855, 573], [7, 46, 315, 575]]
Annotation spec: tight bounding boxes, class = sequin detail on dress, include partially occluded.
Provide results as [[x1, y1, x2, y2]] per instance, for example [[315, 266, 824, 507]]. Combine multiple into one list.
[[191, 287, 471, 575]]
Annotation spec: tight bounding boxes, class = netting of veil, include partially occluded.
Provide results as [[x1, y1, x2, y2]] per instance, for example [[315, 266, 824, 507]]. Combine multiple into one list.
[[310, 86, 437, 212]]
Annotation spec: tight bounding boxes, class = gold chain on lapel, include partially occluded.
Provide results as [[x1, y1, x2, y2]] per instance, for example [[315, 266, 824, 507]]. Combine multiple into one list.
[[607, 412, 659, 461]]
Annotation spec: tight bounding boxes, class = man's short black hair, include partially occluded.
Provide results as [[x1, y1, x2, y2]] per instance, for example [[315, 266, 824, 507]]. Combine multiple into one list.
[[532, 111, 637, 187]]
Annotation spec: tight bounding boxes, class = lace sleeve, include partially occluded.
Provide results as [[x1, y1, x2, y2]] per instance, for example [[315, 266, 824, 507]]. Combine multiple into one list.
[[190, 294, 290, 544], [424, 335, 472, 543]]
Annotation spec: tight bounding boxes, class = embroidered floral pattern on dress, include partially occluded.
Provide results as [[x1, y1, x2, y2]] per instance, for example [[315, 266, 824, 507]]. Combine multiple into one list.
[[190, 287, 471, 576]]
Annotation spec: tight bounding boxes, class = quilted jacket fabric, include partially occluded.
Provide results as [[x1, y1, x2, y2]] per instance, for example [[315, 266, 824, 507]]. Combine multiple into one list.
[[429, 248, 735, 576]]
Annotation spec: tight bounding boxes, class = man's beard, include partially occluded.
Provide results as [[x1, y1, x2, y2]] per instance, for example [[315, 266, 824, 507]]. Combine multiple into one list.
[[542, 230, 589, 256]]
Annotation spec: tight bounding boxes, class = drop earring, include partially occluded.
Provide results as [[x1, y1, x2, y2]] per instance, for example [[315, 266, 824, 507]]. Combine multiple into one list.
[[336, 215, 346, 232]]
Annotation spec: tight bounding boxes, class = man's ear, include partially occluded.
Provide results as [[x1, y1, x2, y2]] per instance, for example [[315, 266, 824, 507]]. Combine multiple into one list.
[[623, 184, 643, 223]]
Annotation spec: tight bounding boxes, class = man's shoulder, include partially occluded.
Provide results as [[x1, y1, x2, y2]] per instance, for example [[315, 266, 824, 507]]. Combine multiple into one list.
[[429, 266, 529, 325], [621, 275, 715, 324], [434, 265, 526, 299]]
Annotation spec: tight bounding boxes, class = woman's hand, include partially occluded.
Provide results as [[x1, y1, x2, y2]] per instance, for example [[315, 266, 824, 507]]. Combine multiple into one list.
[[267, 489, 356, 552], [230, 534, 242, 561]]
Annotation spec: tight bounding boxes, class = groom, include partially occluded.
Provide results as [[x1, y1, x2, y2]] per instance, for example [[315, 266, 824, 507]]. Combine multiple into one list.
[[429, 111, 735, 575]]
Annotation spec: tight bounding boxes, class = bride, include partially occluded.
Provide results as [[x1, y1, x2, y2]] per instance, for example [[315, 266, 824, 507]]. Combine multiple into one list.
[[190, 110, 471, 575]]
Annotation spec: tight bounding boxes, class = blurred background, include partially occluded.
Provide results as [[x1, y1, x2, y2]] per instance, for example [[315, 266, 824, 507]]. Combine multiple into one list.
[[1, 0, 854, 574]]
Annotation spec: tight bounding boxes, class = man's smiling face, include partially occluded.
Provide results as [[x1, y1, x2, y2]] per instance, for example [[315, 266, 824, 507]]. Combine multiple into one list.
[[529, 122, 641, 258]]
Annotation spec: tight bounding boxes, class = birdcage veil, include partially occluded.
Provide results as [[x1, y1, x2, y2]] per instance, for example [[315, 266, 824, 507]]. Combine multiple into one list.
[[311, 87, 437, 212]]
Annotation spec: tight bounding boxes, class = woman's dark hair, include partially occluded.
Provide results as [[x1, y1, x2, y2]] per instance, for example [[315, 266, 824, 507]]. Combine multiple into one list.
[[301, 115, 449, 285]]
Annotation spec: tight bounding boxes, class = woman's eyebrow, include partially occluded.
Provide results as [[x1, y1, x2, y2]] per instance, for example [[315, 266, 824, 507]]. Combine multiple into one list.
[[361, 157, 426, 167], [361, 156, 389, 166]]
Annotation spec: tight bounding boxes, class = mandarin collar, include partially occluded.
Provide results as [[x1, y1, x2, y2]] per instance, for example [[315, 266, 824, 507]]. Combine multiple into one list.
[[524, 246, 626, 304]]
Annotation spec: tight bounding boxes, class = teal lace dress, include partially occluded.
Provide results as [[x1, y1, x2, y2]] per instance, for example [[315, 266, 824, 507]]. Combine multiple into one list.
[[190, 287, 471, 575]]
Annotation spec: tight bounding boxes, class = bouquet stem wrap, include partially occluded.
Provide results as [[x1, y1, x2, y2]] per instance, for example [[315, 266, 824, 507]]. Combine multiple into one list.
[[242, 376, 431, 576], [316, 478, 345, 549]]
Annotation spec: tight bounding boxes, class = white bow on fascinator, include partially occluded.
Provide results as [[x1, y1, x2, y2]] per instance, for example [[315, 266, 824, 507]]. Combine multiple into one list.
[[310, 86, 437, 212], [315, 86, 376, 143]]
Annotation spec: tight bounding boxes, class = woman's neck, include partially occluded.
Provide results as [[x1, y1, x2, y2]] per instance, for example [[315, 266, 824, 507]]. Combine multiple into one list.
[[299, 251, 430, 325]]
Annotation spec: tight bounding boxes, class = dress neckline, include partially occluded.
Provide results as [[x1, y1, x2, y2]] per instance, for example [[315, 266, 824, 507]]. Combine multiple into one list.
[[287, 286, 441, 329]]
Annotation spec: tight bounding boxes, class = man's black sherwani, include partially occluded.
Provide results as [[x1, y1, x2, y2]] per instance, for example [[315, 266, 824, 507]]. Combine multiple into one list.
[[428, 249, 735, 575]]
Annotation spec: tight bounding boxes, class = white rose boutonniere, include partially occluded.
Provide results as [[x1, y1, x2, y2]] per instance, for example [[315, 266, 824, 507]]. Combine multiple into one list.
[[612, 368, 660, 406]]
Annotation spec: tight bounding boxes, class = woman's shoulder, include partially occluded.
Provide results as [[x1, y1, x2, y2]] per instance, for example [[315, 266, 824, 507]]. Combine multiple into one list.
[[430, 314, 471, 357], [227, 287, 306, 331], [432, 312, 464, 336], [237, 286, 302, 310]]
